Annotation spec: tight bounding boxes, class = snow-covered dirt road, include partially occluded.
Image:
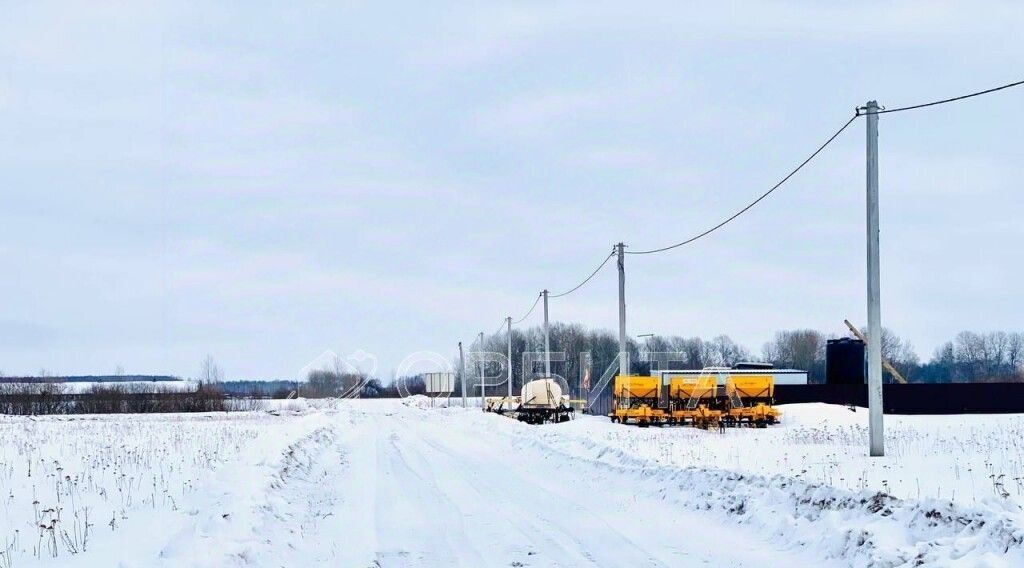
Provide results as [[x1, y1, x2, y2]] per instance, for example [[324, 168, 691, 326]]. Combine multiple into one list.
[[178, 401, 835, 568], [7, 401, 1024, 567]]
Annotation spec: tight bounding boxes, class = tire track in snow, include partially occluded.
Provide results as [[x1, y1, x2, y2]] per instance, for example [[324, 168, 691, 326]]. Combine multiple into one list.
[[165, 403, 837, 567], [390, 406, 837, 568], [152, 416, 345, 568], [385, 414, 597, 567], [405, 418, 668, 567], [372, 419, 487, 567]]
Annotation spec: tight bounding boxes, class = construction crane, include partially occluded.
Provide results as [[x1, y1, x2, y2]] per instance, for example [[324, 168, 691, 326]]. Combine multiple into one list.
[[843, 319, 908, 384]]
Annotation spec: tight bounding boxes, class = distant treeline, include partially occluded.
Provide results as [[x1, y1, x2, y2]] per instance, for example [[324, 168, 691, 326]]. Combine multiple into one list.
[[220, 380, 297, 398], [452, 323, 1024, 393], [0, 382, 227, 415], [187, 325, 1024, 400], [218, 378, 427, 399], [5, 325, 1018, 408], [0, 375, 180, 383]]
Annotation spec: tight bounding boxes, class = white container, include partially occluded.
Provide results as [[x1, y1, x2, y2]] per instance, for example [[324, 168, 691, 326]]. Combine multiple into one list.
[[520, 379, 565, 408]]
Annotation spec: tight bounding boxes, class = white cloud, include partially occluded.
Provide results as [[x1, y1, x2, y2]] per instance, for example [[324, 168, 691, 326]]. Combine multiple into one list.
[[1, 0, 1022, 377]]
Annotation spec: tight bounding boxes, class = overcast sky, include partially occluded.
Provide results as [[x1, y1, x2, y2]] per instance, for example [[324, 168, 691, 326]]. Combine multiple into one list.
[[1, 1, 1022, 379]]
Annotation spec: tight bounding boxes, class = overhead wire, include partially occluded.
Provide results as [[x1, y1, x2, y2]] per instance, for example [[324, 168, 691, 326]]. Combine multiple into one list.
[[863, 78, 1024, 115], [512, 292, 543, 325], [549, 249, 616, 298], [485, 78, 1024, 334], [503, 249, 614, 330], [627, 113, 860, 255], [493, 319, 508, 336]]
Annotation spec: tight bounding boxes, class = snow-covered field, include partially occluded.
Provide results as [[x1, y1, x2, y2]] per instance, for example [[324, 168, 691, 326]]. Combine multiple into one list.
[[1, 400, 1022, 567], [0, 409, 329, 568], [566, 403, 1024, 505]]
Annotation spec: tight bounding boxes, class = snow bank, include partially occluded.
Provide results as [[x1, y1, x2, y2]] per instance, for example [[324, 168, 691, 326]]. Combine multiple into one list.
[[401, 394, 432, 408], [264, 397, 311, 413], [562, 404, 1024, 506], [479, 408, 1024, 567]]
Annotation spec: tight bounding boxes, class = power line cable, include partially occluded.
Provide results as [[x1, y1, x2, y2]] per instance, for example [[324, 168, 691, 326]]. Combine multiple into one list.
[[479, 78, 1024, 345], [493, 319, 508, 336], [863, 78, 1024, 115], [501, 250, 606, 331], [550, 249, 616, 298], [627, 79, 1023, 258], [627, 113, 859, 255], [512, 292, 543, 325]]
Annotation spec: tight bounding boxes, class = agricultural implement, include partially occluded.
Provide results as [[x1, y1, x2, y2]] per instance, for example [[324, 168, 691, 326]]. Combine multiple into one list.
[[723, 375, 781, 428], [667, 374, 722, 429], [610, 375, 665, 427], [484, 396, 520, 415], [604, 370, 783, 430]]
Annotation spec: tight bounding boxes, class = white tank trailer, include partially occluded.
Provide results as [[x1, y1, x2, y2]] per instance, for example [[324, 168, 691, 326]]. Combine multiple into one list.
[[517, 378, 574, 424]]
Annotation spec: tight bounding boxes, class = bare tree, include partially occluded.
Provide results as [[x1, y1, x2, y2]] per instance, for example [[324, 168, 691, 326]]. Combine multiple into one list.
[[878, 328, 919, 367], [303, 357, 367, 398], [881, 328, 918, 380], [708, 335, 750, 367], [200, 355, 224, 384], [857, 326, 919, 381], [763, 330, 826, 382], [1007, 332, 1024, 370], [669, 337, 714, 369]]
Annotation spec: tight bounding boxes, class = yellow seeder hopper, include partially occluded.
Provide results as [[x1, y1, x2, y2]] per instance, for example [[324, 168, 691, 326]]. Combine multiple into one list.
[[724, 375, 781, 428], [610, 375, 666, 427], [667, 374, 722, 429]]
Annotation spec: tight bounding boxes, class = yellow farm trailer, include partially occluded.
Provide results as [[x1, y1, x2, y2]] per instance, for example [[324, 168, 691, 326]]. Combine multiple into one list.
[[667, 375, 722, 429], [723, 375, 782, 428], [605, 372, 784, 430], [610, 375, 665, 427]]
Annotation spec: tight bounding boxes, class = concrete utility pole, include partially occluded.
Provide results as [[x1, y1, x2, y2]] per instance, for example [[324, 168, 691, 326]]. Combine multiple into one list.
[[616, 243, 627, 377], [478, 331, 485, 407], [865, 100, 885, 457], [506, 316, 513, 397], [542, 289, 551, 377], [459, 341, 467, 408]]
